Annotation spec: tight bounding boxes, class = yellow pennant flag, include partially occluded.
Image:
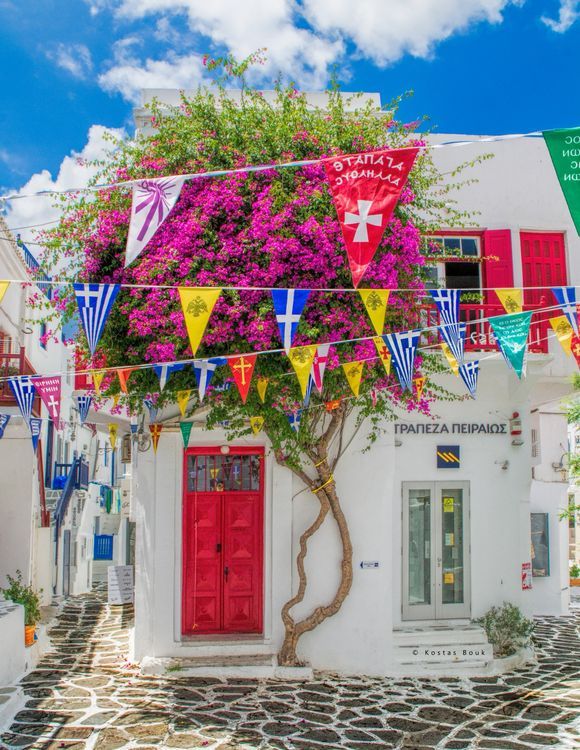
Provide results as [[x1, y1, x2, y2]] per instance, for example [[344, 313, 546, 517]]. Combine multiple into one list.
[[149, 424, 163, 453], [92, 370, 104, 396], [550, 316, 574, 355], [256, 376, 268, 403], [288, 345, 317, 398], [0, 281, 9, 304], [112, 393, 120, 408], [359, 289, 390, 335], [109, 423, 118, 450], [440, 342, 459, 376], [176, 389, 192, 417], [342, 361, 364, 398], [496, 288, 523, 314], [414, 376, 427, 400], [178, 287, 222, 356], [373, 336, 391, 375], [250, 416, 264, 434]]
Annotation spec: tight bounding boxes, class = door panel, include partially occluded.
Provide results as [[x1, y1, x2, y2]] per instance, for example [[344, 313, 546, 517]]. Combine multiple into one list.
[[402, 482, 470, 620], [482, 230, 514, 304], [182, 448, 264, 636], [520, 232, 567, 306]]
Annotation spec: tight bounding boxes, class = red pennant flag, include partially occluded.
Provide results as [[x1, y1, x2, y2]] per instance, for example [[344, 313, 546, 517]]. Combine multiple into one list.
[[325, 147, 419, 286], [149, 423, 163, 453], [228, 355, 257, 404], [325, 398, 341, 412], [34, 376, 62, 424], [312, 343, 331, 393], [117, 368, 136, 394], [572, 335, 580, 367]]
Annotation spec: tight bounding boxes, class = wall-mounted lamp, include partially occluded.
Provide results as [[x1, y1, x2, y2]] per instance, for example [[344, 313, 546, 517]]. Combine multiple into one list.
[[220, 445, 230, 455], [511, 438, 524, 447], [494, 460, 509, 471]]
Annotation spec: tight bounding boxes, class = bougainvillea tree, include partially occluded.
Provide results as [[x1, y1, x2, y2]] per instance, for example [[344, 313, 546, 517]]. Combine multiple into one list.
[[40, 56, 468, 665]]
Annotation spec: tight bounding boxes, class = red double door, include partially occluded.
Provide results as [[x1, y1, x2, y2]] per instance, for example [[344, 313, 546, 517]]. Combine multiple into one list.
[[182, 447, 264, 635]]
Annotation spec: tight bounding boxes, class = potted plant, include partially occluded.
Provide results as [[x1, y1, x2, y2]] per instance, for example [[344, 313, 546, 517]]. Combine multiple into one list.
[[1, 571, 42, 646], [476, 602, 535, 658], [570, 563, 580, 587]]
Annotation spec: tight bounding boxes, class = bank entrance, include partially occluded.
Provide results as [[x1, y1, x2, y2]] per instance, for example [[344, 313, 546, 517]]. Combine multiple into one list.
[[402, 481, 471, 620], [182, 447, 264, 635]]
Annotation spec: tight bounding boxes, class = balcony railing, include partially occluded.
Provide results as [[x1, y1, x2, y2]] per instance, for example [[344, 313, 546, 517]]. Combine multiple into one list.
[[418, 303, 550, 354], [0, 347, 40, 411]]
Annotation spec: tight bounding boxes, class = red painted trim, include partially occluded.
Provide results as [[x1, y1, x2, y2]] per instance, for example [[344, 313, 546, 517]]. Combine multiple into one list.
[[181, 445, 265, 636]]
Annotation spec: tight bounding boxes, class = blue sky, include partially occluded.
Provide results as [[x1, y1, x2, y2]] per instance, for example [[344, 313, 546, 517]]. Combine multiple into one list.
[[1, 0, 579, 237]]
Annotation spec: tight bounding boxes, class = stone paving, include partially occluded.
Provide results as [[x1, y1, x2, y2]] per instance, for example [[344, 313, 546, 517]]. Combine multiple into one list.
[[0, 591, 579, 750]]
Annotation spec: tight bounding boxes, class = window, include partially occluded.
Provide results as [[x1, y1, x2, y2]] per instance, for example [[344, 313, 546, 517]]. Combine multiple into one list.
[[429, 235, 482, 292], [187, 453, 262, 492]]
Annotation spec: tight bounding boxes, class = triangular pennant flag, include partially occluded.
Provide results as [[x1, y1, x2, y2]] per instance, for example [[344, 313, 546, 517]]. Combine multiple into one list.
[[441, 342, 459, 376], [0, 414, 10, 438], [303, 375, 314, 407], [8, 377, 36, 426], [287, 410, 302, 433], [109, 423, 118, 450], [489, 312, 533, 379], [256, 376, 268, 403], [112, 393, 120, 408], [179, 287, 222, 356], [325, 147, 419, 286], [543, 128, 580, 235], [572, 335, 580, 367], [429, 289, 465, 365], [34, 376, 62, 423], [73, 283, 120, 357], [311, 343, 331, 393], [153, 362, 185, 391], [179, 421, 193, 447], [549, 316, 574, 355], [385, 330, 421, 392], [149, 423, 163, 453], [0, 281, 9, 304], [496, 288, 523, 314], [342, 360, 364, 398], [192, 358, 227, 402], [325, 399, 341, 412], [271, 289, 310, 353], [228, 355, 257, 403], [125, 177, 185, 267], [92, 370, 105, 397], [459, 360, 479, 398], [144, 397, 158, 422], [29, 417, 42, 452], [552, 287, 578, 334], [176, 389, 191, 418], [359, 289, 390, 335], [373, 336, 392, 375], [250, 416, 264, 435], [76, 394, 93, 424], [130, 415, 139, 434], [414, 376, 426, 401], [117, 368, 136, 394], [288, 345, 317, 398]]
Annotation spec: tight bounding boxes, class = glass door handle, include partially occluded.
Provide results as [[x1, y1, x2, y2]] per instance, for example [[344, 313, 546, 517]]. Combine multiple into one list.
[[224, 566, 229, 582]]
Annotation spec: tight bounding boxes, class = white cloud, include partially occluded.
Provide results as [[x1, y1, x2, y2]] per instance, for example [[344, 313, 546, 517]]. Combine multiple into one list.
[[2, 125, 126, 249], [541, 1, 579, 32], [48, 43, 93, 79]]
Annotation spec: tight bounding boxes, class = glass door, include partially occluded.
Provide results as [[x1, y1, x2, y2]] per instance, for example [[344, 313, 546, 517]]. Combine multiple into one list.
[[403, 482, 470, 620]]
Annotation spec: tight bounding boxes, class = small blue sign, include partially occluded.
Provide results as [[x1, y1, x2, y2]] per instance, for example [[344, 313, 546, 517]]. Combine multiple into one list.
[[437, 445, 460, 468]]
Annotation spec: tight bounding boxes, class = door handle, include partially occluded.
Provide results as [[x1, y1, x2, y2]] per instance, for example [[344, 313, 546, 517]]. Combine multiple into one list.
[[216, 543, 222, 553], [224, 566, 229, 582]]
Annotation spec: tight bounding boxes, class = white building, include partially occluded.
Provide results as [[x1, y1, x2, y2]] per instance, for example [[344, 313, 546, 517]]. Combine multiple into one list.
[[124, 93, 579, 676]]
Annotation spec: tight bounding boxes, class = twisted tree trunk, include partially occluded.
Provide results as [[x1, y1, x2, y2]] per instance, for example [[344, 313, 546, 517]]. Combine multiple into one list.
[[277, 406, 354, 666]]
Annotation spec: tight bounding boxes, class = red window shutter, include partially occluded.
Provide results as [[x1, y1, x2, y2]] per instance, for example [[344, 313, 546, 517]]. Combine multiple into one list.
[[482, 230, 514, 304]]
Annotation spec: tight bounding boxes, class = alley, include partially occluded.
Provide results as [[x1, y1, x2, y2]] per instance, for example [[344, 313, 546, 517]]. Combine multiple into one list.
[[0, 592, 578, 749]]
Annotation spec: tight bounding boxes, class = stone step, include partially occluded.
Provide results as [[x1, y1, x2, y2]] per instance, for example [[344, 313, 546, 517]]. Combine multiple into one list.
[[140, 654, 312, 680], [393, 624, 488, 646]]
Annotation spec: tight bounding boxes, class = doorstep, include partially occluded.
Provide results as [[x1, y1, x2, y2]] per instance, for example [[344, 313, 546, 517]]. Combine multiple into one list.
[[140, 654, 313, 680]]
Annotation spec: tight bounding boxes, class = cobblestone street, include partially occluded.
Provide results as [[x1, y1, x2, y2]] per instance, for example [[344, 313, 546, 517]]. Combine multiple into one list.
[[1, 592, 579, 750]]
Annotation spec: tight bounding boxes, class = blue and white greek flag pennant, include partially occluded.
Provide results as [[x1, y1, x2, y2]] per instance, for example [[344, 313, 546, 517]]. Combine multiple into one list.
[[153, 362, 185, 391], [271, 289, 310, 354], [552, 287, 578, 334], [384, 330, 421, 392], [143, 398, 158, 422], [73, 283, 120, 357], [8, 377, 36, 426], [76, 394, 93, 425], [287, 409, 302, 433], [30, 417, 42, 452], [192, 358, 227, 402], [459, 361, 479, 398], [303, 376, 314, 407], [0, 414, 10, 438], [430, 289, 465, 365]]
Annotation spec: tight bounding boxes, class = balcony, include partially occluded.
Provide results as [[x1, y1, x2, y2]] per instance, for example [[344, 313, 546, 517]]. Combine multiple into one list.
[[0, 342, 41, 412], [418, 303, 550, 354]]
